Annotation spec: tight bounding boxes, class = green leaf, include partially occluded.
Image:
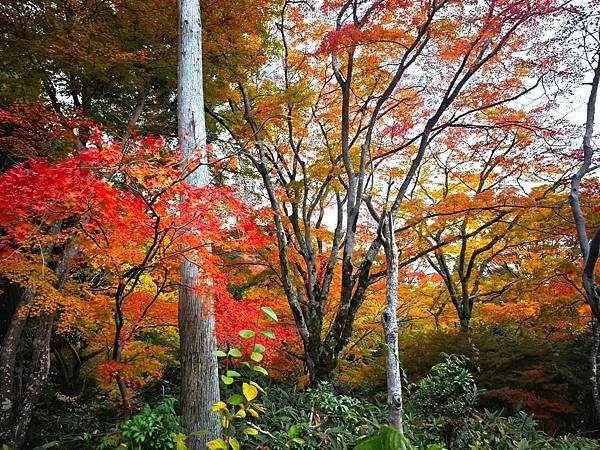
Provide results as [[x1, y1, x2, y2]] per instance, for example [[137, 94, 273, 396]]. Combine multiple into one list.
[[287, 425, 298, 438], [228, 348, 242, 358], [239, 329, 255, 338], [250, 351, 263, 362], [221, 375, 234, 385], [229, 437, 240, 450], [252, 365, 268, 376], [253, 343, 265, 353], [354, 425, 414, 450], [226, 394, 244, 405], [226, 370, 241, 378], [243, 427, 259, 436], [215, 350, 227, 358], [260, 330, 275, 339], [261, 306, 278, 321]]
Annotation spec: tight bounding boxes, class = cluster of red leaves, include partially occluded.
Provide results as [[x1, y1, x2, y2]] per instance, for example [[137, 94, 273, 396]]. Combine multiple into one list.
[[0, 131, 288, 393], [215, 292, 300, 371]]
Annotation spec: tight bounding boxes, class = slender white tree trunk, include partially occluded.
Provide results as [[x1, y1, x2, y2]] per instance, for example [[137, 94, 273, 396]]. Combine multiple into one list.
[[382, 213, 406, 446], [567, 23, 600, 425], [177, 0, 221, 447]]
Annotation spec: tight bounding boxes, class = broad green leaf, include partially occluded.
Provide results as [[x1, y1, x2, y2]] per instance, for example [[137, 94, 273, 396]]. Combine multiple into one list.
[[215, 350, 227, 357], [239, 329, 255, 338], [253, 343, 265, 353], [288, 425, 298, 438], [252, 365, 268, 376], [229, 437, 240, 450], [260, 329, 275, 339], [226, 370, 241, 378], [354, 425, 414, 450], [226, 394, 244, 405], [243, 427, 259, 436], [261, 306, 278, 321], [250, 351, 263, 362], [228, 348, 242, 358], [221, 375, 234, 385]]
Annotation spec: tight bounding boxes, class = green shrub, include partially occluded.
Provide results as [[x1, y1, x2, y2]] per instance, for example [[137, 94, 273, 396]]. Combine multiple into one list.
[[355, 425, 446, 450], [98, 397, 186, 450], [406, 354, 477, 447], [456, 410, 600, 450], [247, 381, 386, 449]]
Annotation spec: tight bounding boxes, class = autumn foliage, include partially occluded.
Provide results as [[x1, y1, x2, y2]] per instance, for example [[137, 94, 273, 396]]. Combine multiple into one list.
[[0, 132, 298, 405]]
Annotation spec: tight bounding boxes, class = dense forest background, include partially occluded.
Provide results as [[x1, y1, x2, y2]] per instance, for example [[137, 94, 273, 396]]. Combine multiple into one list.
[[2, 0, 600, 449]]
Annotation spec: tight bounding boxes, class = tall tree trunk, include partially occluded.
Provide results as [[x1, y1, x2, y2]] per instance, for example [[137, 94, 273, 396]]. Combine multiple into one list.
[[591, 319, 600, 423], [0, 288, 35, 444], [567, 27, 600, 427], [382, 213, 406, 443], [177, 0, 221, 447], [0, 236, 78, 447], [12, 312, 55, 448]]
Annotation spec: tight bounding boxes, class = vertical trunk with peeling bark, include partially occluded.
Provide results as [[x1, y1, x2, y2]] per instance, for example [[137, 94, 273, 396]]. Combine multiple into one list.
[[177, 0, 221, 447], [382, 214, 405, 442]]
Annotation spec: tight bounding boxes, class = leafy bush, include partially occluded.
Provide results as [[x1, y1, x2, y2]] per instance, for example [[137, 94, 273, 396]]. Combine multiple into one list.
[[247, 381, 386, 449], [456, 410, 600, 450], [406, 354, 477, 447], [355, 425, 445, 450], [404, 355, 599, 450], [399, 328, 594, 432], [98, 397, 186, 450]]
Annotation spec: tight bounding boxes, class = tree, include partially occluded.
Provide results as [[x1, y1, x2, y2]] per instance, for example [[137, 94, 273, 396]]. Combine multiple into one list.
[[0, 132, 262, 443], [567, 1, 600, 420], [177, 0, 221, 446], [209, 0, 564, 383], [0, 145, 126, 446]]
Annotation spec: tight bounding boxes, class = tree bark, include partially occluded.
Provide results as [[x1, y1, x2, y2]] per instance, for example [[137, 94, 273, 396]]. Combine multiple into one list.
[[0, 235, 78, 447], [382, 213, 406, 443], [12, 312, 55, 448], [0, 288, 35, 444], [177, 0, 221, 447], [460, 317, 471, 334], [567, 21, 600, 426], [591, 319, 600, 422]]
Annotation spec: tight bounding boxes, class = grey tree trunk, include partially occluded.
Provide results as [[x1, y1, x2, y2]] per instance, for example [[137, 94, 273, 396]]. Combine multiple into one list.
[[591, 319, 600, 420], [381, 213, 406, 443], [567, 26, 600, 425], [0, 235, 78, 448], [177, 0, 221, 447]]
